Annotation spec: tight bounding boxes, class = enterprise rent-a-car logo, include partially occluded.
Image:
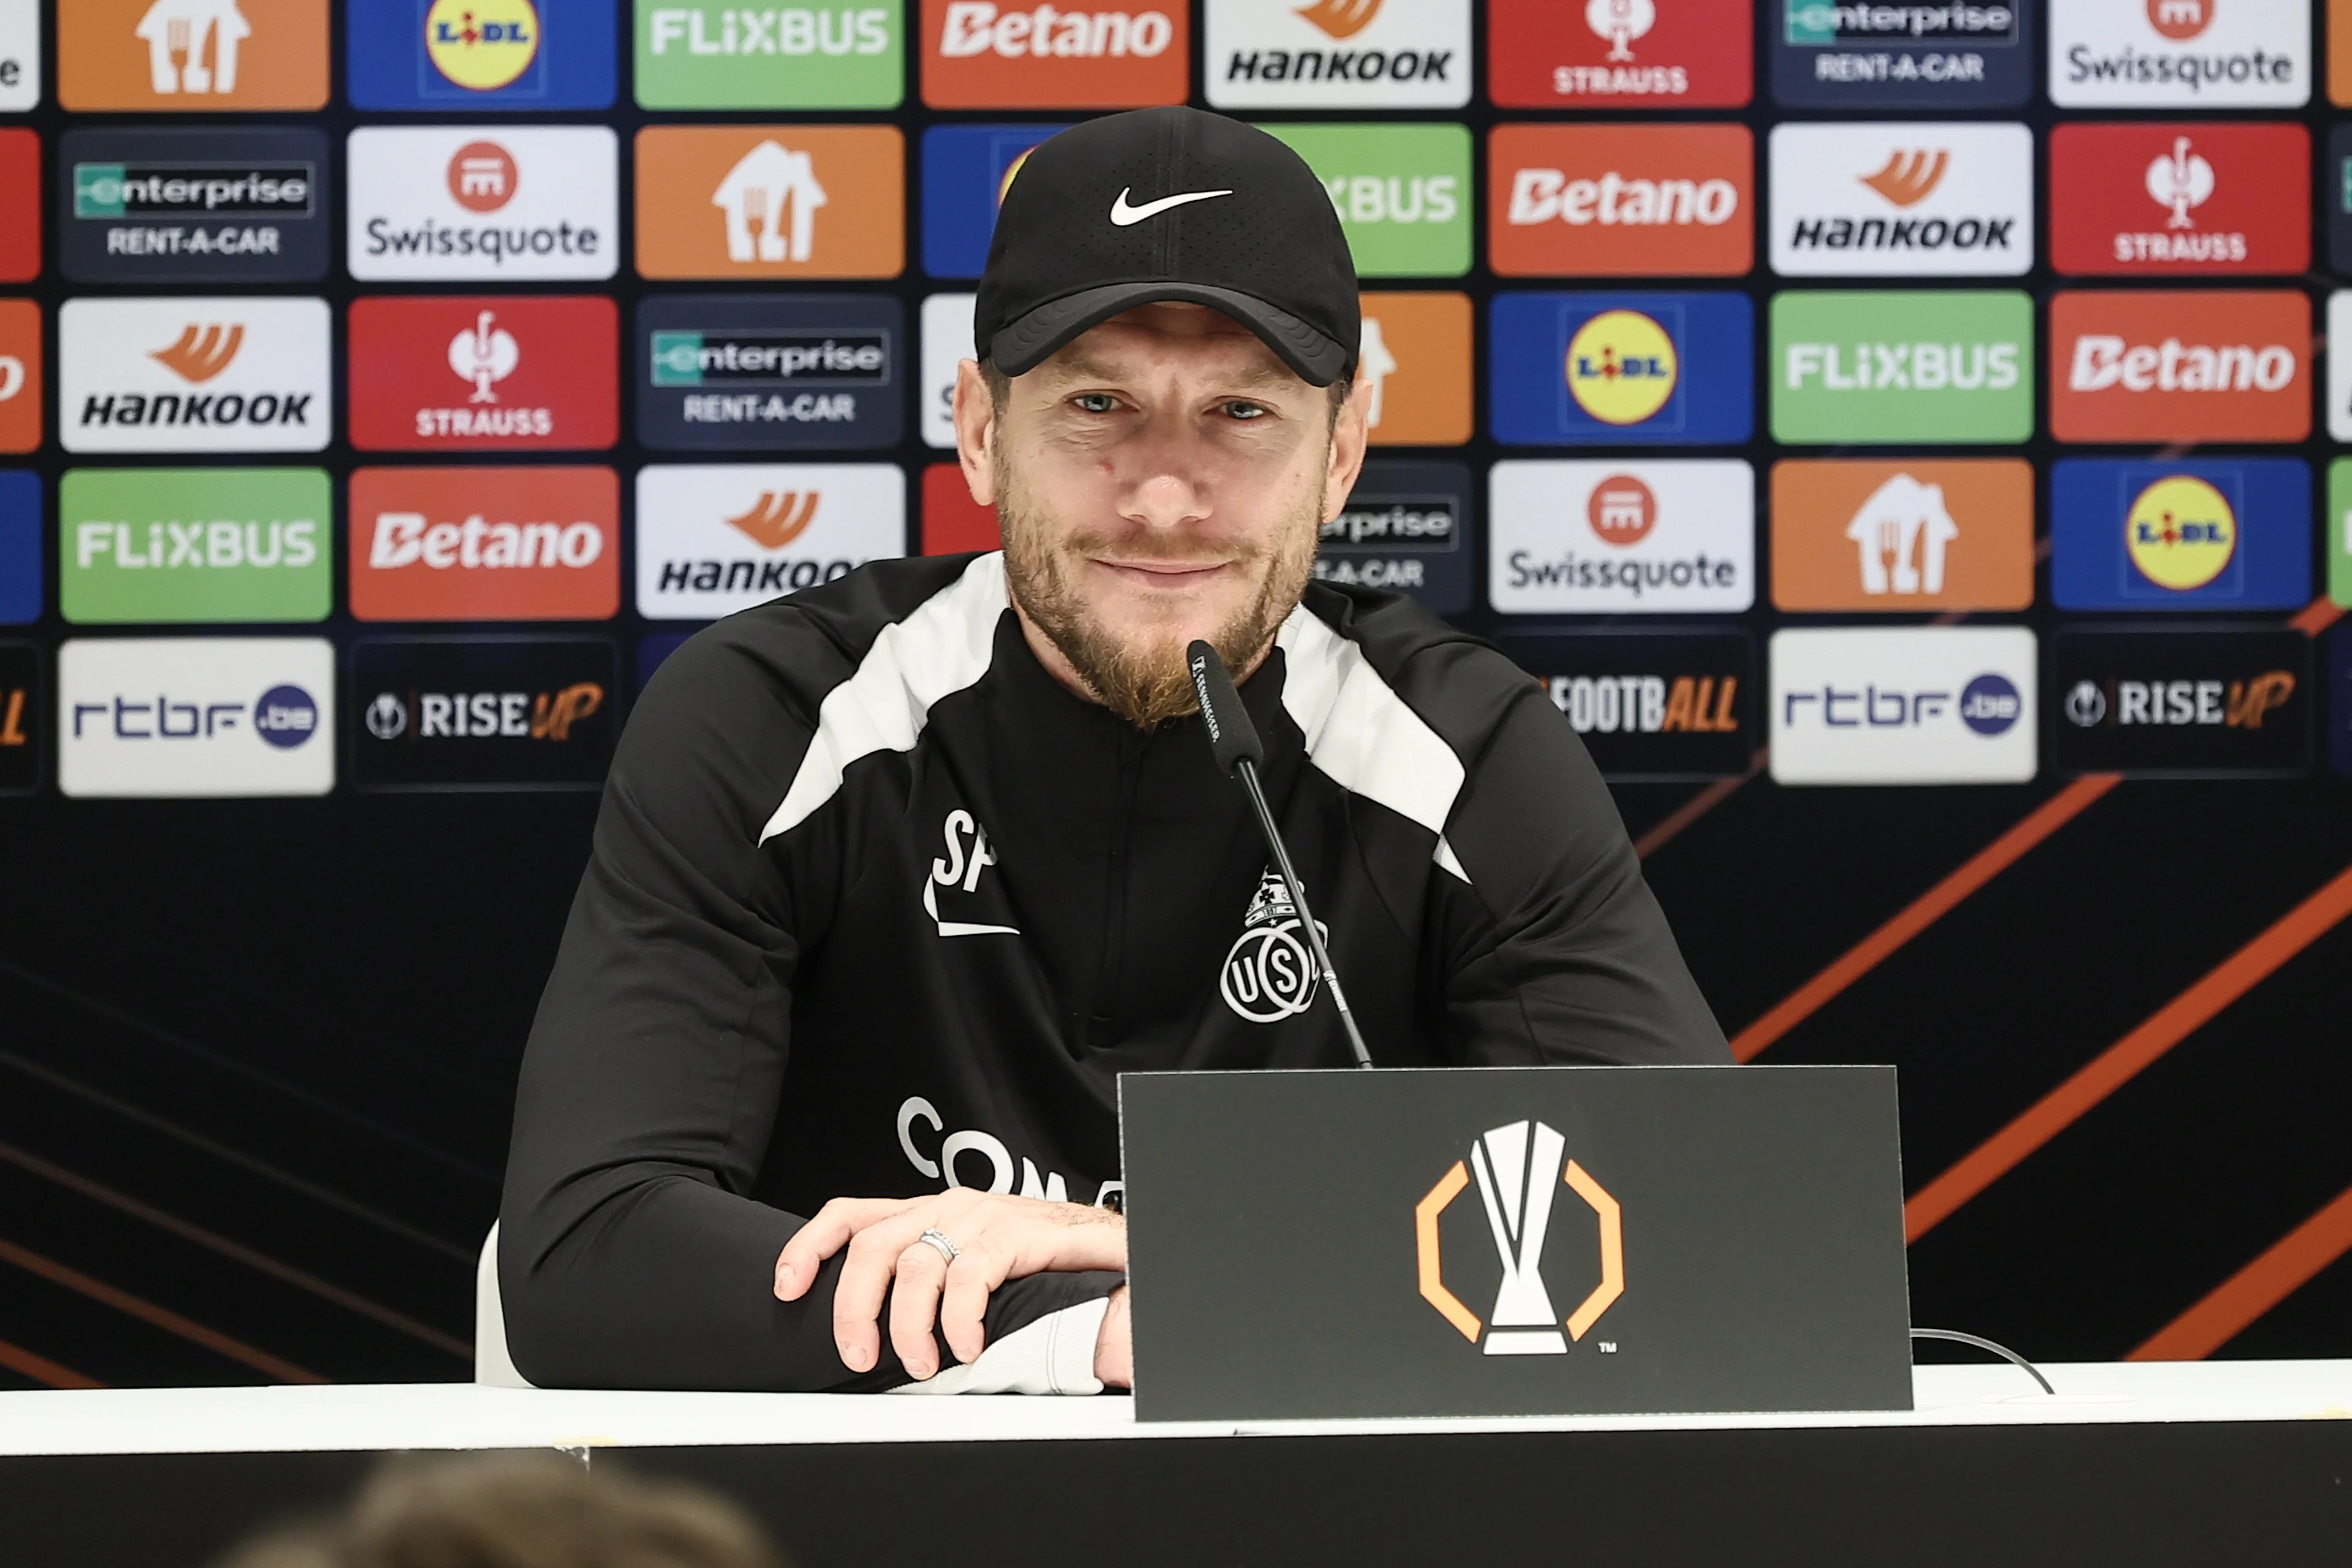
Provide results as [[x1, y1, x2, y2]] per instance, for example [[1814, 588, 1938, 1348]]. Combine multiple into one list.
[[640, 294, 903, 451], [1774, 0, 2030, 108], [62, 127, 331, 284]]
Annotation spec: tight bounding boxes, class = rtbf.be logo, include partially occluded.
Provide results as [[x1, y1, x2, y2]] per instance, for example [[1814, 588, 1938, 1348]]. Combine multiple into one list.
[[1416, 1120, 1624, 1355]]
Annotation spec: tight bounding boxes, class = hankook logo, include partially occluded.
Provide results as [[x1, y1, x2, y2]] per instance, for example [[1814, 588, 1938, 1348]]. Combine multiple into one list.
[[1415, 1120, 1624, 1355], [1860, 148, 1947, 205], [726, 491, 819, 549]]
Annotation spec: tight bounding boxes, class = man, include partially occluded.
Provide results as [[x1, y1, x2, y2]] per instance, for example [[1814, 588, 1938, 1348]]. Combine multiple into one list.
[[500, 108, 1728, 1396]]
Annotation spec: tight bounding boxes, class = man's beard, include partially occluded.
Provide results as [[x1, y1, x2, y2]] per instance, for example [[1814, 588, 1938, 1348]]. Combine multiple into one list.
[[998, 455, 1321, 729]]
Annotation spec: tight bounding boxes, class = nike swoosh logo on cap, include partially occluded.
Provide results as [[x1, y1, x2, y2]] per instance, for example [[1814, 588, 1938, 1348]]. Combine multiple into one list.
[[1109, 187, 1235, 226]]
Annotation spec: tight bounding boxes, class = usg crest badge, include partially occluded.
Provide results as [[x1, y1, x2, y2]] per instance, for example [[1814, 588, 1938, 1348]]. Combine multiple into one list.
[[1219, 868, 1322, 1023]]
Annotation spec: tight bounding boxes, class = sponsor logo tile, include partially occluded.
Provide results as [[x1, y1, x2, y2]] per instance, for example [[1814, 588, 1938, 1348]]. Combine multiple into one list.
[[348, 125, 617, 282], [349, 466, 620, 622], [0, 470, 37, 624], [1489, 458, 1753, 613], [0, 129, 36, 282], [635, 125, 902, 281], [349, 0, 617, 110], [1316, 458, 1472, 614], [0, 299, 40, 454], [1771, 290, 2033, 444], [1259, 123, 1471, 278], [2326, 293, 2352, 444], [636, 1, 904, 108], [61, 296, 330, 455], [1488, 0, 1752, 110], [2050, 288, 2309, 443], [61, 127, 330, 285], [636, 462, 905, 618], [920, 123, 1068, 279], [0, 639, 37, 794], [2329, 458, 2352, 607], [2052, 122, 2309, 277], [60, 0, 328, 110], [1770, 625, 2038, 785], [2051, 0, 2309, 107], [58, 635, 334, 797], [1491, 123, 1753, 279], [1206, 0, 1468, 110], [921, 292, 974, 450], [921, 461, 997, 554], [0, 0, 40, 111], [350, 635, 620, 791], [2051, 457, 2310, 611], [2328, 126, 2352, 273], [2052, 625, 2310, 776], [1768, 121, 2032, 278], [921, 0, 1187, 108], [1770, 459, 2034, 611], [1772, 0, 2033, 108], [60, 467, 331, 625], [1490, 291, 1754, 447], [350, 296, 617, 454], [1357, 292, 1470, 447], [1496, 628, 1756, 779], [639, 293, 903, 451]]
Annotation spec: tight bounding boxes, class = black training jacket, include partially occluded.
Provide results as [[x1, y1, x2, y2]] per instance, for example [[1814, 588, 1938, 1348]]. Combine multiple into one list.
[[500, 552, 1729, 1392]]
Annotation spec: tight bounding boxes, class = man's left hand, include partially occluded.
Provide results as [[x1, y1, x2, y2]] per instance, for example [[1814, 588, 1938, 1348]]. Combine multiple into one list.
[[772, 1188, 1126, 1381]]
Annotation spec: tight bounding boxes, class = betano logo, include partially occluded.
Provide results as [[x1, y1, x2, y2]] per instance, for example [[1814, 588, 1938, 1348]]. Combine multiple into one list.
[[150, 323, 243, 383], [727, 491, 820, 549], [2125, 473, 2237, 589], [349, 466, 620, 621], [1493, 124, 1751, 277], [924, 0, 1185, 109], [1415, 1120, 1624, 1355], [424, 0, 540, 91], [1567, 309, 1678, 425], [1860, 149, 1947, 207], [1296, 0, 1378, 40], [2052, 290, 2308, 443]]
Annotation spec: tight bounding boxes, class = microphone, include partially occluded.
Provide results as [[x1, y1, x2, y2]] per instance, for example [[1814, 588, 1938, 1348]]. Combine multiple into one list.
[[1187, 641, 1374, 1069]]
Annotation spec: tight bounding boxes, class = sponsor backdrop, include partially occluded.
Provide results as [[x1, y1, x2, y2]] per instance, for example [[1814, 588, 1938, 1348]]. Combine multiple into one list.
[[0, 0, 2348, 1392]]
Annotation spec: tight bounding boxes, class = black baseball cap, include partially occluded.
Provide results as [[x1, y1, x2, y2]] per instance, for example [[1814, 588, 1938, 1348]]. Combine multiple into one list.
[[975, 107, 1360, 388]]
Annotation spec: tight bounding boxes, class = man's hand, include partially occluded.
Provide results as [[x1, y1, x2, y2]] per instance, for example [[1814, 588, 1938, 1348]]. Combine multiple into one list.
[[773, 1188, 1126, 1381]]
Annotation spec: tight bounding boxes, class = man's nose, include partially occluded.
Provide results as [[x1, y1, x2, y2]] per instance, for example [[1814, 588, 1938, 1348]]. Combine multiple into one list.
[[1115, 424, 1216, 532]]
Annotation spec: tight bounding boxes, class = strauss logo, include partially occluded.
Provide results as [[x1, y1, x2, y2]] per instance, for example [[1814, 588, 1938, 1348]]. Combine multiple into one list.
[[1859, 149, 1949, 208], [2145, 136, 2215, 230], [1586, 0, 1655, 61], [1295, 0, 1380, 40], [726, 492, 820, 550]]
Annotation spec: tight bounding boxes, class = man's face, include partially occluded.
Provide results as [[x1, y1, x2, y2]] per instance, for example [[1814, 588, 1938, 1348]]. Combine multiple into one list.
[[954, 303, 1368, 726]]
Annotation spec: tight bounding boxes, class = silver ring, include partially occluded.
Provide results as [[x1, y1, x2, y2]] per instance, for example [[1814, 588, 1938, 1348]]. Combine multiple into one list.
[[918, 1227, 960, 1265]]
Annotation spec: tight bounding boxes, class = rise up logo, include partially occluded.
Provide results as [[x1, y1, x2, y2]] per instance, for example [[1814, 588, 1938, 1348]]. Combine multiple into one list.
[[61, 296, 330, 454], [350, 636, 620, 792], [1205, 0, 1468, 111], [636, 462, 904, 618], [61, 0, 327, 111], [349, 296, 618, 453], [1415, 1120, 1624, 1354], [1487, 0, 1752, 108], [2053, 628, 2311, 776], [2050, 122, 2307, 274], [922, 0, 1188, 107], [636, 126, 903, 279]]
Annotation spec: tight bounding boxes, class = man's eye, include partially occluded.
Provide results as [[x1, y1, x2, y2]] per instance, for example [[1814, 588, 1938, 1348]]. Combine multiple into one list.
[[1222, 401, 1268, 420], [1072, 393, 1120, 413]]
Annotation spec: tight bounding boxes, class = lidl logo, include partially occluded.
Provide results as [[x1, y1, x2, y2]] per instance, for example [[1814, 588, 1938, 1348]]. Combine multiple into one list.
[[920, 123, 1068, 279], [1771, 0, 2031, 108], [349, 466, 620, 622], [2330, 458, 2352, 608], [1490, 292, 1752, 447], [2051, 457, 2310, 611], [1491, 123, 1753, 278], [0, 471, 39, 625], [1771, 290, 2032, 444], [921, 0, 1187, 108], [0, 129, 36, 282], [0, 0, 39, 111], [58, 636, 334, 798], [349, 126, 618, 282], [1487, 0, 1752, 109], [59, 0, 328, 111], [636, 463, 905, 618], [1488, 459, 1754, 614], [1768, 122, 2032, 277], [1770, 459, 2034, 611], [60, 127, 331, 285], [1357, 292, 1471, 447], [636, 1, 903, 108], [635, 126, 903, 280], [349, 0, 617, 110], [2049, 122, 2309, 276], [349, 295, 619, 453], [1769, 625, 2038, 785], [61, 296, 331, 455], [0, 299, 39, 455], [1205, 0, 1468, 111], [2049, 288, 2308, 443], [2051, 0, 2308, 108], [59, 467, 331, 625], [1258, 123, 1471, 277], [638, 293, 904, 451]]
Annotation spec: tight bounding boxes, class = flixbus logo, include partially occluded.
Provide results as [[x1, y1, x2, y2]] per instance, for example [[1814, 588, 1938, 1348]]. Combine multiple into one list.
[[59, 467, 332, 626], [1771, 290, 2032, 444], [1261, 123, 1471, 277], [636, 2, 902, 109]]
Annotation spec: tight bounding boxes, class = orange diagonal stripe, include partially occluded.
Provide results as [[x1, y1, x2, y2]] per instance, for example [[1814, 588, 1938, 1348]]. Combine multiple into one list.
[[2127, 1183, 2352, 1362], [0, 1335, 102, 1389], [2287, 596, 2342, 637], [1732, 775, 2120, 1061], [0, 1235, 323, 1384], [1635, 750, 1765, 861], [1907, 862, 2352, 1243]]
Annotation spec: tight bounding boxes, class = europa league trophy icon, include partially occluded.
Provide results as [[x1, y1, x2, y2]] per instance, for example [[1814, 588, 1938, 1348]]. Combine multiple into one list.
[[1469, 1120, 1570, 1355]]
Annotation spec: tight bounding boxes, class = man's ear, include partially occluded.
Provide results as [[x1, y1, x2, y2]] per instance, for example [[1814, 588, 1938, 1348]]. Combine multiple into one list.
[[953, 359, 998, 507], [1321, 375, 1370, 523]]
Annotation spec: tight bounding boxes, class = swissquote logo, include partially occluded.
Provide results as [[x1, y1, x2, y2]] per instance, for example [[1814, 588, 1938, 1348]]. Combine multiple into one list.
[[1205, 0, 1468, 110], [349, 126, 617, 281], [635, 462, 904, 618], [1489, 459, 1754, 614], [2052, 0, 2307, 108], [1416, 1120, 1624, 1355], [2049, 122, 2307, 275], [636, 126, 903, 279], [59, 0, 328, 112], [348, 296, 618, 452], [1220, 869, 1326, 1024], [61, 296, 330, 454], [1769, 121, 2031, 276], [1492, 123, 1752, 278], [1485, 0, 1752, 108], [922, 0, 1188, 108], [0, 2, 37, 113]]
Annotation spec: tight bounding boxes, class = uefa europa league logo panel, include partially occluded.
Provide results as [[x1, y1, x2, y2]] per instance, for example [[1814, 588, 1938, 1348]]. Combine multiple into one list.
[[1415, 1119, 1624, 1355]]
